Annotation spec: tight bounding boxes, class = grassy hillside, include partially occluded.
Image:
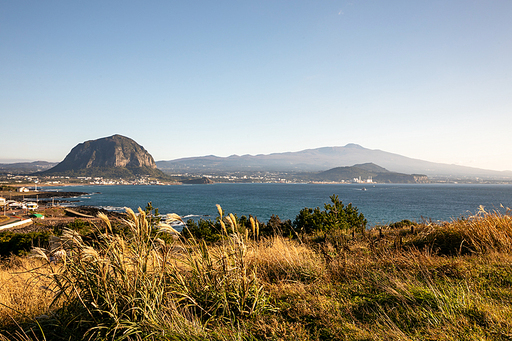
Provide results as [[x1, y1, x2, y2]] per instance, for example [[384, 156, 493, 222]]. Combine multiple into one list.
[[1, 206, 512, 340]]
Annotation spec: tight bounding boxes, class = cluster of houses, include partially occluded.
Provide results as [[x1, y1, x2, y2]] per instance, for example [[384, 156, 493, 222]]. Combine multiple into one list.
[[0, 197, 39, 212], [0, 196, 41, 229]]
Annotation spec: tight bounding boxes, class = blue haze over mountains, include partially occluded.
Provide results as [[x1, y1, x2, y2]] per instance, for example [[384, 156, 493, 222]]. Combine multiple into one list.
[[156, 144, 512, 179], [2, 143, 511, 180]]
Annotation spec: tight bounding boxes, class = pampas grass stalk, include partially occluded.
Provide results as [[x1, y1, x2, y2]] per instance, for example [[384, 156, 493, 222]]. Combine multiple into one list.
[[5, 206, 512, 340], [14, 205, 273, 339]]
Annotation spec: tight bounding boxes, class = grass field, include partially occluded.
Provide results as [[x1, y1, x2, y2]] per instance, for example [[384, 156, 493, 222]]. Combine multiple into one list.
[[1, 207, 512, 340]]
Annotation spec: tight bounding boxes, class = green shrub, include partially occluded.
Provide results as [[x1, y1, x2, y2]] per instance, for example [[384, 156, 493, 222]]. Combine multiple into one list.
[[389, 219, 417, 229], [293, 194, 367, 235], [0, 231, 51, 257], [259, 214, 293, 237], [182, 218, 223, 242]]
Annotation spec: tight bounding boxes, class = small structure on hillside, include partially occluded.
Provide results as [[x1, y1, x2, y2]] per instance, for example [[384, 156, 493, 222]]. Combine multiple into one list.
[[26, 202, 38, 210]]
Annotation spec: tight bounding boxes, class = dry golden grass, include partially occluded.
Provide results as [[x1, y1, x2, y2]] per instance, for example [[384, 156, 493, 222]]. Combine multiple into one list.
[[248, 236, 325, 283], [451, 207, 512, 253], [0, 257, 54, 331], [1, 208, 512, 340]]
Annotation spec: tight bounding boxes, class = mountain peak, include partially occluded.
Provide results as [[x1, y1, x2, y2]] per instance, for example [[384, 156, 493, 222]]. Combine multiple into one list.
[[344, 143, 364, 149], [353, 162, 389, 173]]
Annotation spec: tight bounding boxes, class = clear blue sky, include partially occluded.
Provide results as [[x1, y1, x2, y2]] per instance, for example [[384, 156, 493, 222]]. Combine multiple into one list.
[[1, 1, 511, 171]]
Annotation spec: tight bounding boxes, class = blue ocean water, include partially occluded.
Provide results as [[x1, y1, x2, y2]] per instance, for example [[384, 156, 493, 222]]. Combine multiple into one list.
[[46, 183, 512, 226]]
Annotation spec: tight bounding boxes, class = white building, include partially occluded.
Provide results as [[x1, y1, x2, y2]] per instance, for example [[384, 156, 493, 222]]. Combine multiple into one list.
[[26, 202, 39, 210]]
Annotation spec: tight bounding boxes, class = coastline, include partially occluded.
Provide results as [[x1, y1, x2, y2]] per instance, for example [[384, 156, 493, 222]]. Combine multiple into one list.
[[2, 183, 512, 234], [0, 189, 87, 200]]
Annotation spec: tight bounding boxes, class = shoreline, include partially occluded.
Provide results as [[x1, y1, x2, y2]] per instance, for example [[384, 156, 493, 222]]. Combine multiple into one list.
[[0, 190, 88, 200]]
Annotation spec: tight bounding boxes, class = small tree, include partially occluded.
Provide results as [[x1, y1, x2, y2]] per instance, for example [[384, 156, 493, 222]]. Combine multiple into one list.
[[144, 201, 160, 225], [343, 202, 367, 234], [293, 194, 367, 235], [293, 207, 324, 235]]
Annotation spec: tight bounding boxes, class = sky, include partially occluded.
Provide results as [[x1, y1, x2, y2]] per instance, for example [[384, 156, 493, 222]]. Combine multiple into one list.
[[1, 1, 511, 171]]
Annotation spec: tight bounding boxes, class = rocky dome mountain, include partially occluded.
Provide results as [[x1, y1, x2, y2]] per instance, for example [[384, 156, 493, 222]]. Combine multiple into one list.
[[42, 135, 167, 178]]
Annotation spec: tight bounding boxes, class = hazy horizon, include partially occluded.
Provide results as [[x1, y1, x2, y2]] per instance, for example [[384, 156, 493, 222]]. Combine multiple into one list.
[[2, 1, 511, 171], [1, 142, 511, 173]]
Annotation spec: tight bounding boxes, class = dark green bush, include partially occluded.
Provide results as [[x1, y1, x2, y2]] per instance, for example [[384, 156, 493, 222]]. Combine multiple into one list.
[[389, 219, 417, 229], [66, 218, 93, 234], [293, 194, 367, 235], [259, 214, 293, 237], [0, 231, 51, 256], [182, 218, 223, 243]]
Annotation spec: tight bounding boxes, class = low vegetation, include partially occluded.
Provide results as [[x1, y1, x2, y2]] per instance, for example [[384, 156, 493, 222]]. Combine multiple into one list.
[[0, 231, 51, 257], [1, 199, 512, 340]]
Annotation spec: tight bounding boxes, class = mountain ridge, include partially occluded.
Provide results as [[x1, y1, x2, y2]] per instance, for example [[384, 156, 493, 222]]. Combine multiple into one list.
[[4, 143, 511, 180], [0, 161, 58, 174], [157, 144, 512, 179]]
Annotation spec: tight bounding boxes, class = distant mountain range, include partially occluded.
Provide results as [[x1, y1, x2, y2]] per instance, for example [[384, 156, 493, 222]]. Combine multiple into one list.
[[2, 142, 511, 180], [0, 161, 58, 174], [156, 144, 512, 179]]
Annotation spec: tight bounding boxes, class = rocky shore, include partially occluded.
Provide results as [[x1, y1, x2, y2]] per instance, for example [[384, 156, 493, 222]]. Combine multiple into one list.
[[1, 189, 87, 200]]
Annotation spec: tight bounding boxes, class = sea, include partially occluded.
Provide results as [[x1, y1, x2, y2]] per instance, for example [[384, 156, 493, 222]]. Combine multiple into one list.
[[42, 183, 512, 226]]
